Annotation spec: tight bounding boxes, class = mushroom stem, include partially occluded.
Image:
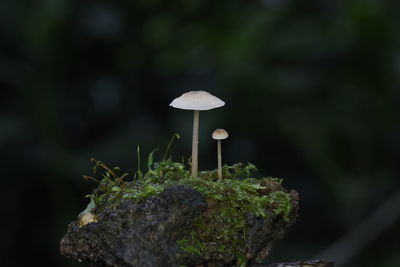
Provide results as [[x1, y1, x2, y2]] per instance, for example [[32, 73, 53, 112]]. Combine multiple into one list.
[[217, 140, 222, 180], [192, 110, 200, 177]]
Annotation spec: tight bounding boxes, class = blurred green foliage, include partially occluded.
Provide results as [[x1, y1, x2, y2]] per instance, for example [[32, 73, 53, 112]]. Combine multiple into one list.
[[1, 0, 399, 266]]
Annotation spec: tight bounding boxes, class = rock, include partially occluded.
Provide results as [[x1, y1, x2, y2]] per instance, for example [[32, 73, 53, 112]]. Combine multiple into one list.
[[60, 184, 299, 266], [255, 260, 334, 267]]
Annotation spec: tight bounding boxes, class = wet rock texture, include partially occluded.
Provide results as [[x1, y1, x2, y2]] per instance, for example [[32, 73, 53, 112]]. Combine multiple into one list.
[[60, 184, 299, 267]]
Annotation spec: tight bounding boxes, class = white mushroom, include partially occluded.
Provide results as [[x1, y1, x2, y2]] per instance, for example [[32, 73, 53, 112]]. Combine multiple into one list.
[[170, 91, 225, 178], [212, 129, 229, 180]]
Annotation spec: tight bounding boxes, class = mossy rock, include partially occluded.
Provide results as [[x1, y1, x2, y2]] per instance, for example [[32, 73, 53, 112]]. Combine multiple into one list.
[[60, 160, 299, 267]]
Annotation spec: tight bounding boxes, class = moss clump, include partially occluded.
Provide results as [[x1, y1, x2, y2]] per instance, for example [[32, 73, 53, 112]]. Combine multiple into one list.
[[85, 159, 292, 266]]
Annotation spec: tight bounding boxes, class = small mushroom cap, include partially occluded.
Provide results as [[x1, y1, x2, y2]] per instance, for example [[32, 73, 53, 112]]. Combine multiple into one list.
[[212, 129, 229, 140], [170, 91, 225, 111]]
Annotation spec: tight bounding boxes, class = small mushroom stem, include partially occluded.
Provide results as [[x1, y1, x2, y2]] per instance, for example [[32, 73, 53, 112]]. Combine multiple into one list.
[[192, 110, 200, 177], [217, 140, 222, 180]]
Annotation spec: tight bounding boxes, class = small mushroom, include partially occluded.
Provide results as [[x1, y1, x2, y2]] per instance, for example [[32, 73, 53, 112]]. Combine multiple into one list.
[[170, 91, 225, 178], [212, 128, 229, 181]]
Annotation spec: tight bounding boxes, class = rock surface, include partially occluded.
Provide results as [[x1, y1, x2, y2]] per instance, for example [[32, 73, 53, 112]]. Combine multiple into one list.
[[257, 260, 334, 267], [60, 184, 299, 266]]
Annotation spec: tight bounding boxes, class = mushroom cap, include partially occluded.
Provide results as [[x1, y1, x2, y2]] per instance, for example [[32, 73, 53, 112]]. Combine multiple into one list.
[[212, 128, 229, 140], [170, 91, 225, 111]]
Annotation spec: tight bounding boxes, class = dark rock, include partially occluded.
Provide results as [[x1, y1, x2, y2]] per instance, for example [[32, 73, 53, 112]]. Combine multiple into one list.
[[60, 184, 299, 266], [255, 260, 334, 267]]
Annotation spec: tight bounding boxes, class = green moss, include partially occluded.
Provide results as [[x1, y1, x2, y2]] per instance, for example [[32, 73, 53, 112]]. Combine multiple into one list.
[[85, 158, 292, 266]]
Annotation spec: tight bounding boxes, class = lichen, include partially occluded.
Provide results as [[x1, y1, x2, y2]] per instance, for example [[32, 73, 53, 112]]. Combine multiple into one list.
[[84, 158, 292, 266]]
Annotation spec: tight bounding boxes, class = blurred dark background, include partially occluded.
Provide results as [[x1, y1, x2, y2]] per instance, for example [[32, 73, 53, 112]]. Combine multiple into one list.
[[1, 0, 400, 266]]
